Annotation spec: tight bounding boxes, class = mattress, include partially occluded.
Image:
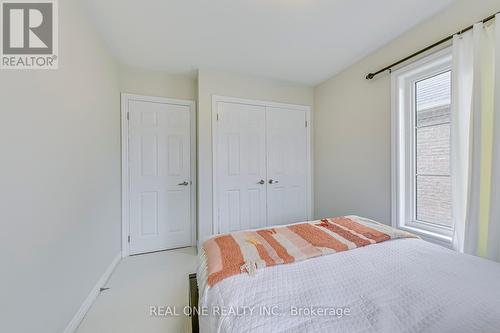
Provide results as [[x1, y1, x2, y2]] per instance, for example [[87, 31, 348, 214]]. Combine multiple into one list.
[[197, 237, 500, 333]]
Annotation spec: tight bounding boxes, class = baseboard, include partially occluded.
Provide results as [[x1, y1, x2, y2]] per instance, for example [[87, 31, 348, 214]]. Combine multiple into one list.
[[63, 252, 122, 333]]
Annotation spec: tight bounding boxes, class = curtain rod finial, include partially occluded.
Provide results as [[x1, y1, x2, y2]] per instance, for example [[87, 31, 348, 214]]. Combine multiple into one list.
[[366, 73, 375, 80]]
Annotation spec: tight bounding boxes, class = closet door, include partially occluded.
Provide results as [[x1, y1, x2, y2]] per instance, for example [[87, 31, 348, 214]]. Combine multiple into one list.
[[216, 102, 267, 233], [266, 107, 308, 225]]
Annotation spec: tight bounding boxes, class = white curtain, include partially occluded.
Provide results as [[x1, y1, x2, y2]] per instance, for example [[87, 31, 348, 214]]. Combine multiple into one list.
[[487, 15, 500, 261], [451, 15, 500, 261]]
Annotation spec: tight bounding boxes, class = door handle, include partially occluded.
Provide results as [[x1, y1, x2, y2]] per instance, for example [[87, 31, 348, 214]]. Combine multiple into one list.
[[178, 181, 190, 186], [268, 179, 279, 184], [257, 180, 265, 185]]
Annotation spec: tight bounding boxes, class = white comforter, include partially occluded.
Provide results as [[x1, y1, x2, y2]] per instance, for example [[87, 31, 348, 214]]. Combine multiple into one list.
[[198, 238, 500, 333]]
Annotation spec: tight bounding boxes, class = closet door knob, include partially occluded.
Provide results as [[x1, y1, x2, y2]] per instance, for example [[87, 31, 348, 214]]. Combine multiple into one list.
[[257, 180, 265, 185], [178, 181, 190, 186], [268, 179, 279, 184]]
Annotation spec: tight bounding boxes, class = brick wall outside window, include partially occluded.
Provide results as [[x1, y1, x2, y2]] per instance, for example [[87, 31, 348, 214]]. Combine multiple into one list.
[[415, 71, 452, 227]]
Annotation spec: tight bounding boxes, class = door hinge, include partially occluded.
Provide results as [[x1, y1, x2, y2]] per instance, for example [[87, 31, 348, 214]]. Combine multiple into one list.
[[216, 113, 219, 121], [127, 112, 130, 121], [305, 120, 308, 128], [127, 235, 130, 243]]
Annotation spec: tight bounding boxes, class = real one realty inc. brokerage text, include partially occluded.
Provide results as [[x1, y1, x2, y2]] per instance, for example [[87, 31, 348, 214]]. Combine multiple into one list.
[[150, 305, 352, 318]]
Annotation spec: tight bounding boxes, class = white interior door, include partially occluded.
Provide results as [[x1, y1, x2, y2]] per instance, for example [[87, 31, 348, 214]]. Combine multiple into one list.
[[128, 99, 192, 254], [266, 107, 308, 225], [215, 102, 267, 234]]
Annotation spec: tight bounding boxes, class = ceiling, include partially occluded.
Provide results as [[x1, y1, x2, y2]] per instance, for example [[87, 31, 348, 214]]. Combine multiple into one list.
[[84, 0, 455, 85]]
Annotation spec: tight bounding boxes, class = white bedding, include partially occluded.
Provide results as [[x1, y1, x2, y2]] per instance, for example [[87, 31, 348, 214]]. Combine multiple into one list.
[[197, 238, 500, 333]]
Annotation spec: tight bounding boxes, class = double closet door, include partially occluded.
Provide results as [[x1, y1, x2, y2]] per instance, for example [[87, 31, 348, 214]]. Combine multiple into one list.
[[215, 100, 310, 234]]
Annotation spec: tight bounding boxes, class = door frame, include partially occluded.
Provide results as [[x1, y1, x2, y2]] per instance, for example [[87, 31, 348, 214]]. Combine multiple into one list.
[[211, 95, 313, 235], [121, 93, 197, 257]]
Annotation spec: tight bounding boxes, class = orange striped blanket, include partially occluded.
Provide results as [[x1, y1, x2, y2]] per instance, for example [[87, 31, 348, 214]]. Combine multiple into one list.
[[202, 216, 416, 287]]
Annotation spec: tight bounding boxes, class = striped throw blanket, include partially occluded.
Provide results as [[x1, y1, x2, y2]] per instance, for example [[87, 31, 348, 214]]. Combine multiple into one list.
[[202, 216, 416, 287]]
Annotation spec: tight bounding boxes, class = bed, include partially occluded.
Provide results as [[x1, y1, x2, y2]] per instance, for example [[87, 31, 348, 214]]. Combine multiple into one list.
[[192, 217, 500, 333]]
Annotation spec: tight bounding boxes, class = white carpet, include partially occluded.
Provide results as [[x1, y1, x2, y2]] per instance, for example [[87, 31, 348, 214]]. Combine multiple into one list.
[[77, 247, 197, 333]]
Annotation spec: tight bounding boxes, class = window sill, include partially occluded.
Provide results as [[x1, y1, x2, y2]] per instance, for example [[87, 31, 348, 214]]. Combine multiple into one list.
[[399, 225, 453, 249]]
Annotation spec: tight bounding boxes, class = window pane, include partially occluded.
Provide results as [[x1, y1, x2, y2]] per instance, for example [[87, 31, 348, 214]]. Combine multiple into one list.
[[416, 71, 451, 111], [414, 70, 452, 228], [416, 71, 451, 127], [416, 175, 452, 227], [416, 123, 450, 175]]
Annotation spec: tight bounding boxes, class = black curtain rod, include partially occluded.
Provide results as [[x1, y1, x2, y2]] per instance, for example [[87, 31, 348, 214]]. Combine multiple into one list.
[[365, 11, 499, 80]]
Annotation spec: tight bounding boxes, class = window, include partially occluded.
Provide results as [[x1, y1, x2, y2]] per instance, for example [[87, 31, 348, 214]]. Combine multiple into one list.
[[392, 48, 453, 246]]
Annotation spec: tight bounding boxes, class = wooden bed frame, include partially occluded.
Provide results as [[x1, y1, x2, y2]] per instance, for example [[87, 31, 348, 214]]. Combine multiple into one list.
[[188, 273, 199, 333]]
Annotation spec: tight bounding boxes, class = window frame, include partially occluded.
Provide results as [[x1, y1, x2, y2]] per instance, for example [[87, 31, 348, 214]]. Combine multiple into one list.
[[391, 47, 453, 247]]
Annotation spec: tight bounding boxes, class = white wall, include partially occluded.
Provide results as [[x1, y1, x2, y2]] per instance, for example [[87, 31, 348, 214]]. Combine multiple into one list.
[[119, 65, 197, 100], [313, 0, 500, 224], [197, 68, 314, 243], [0, 1, 121, 332]]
